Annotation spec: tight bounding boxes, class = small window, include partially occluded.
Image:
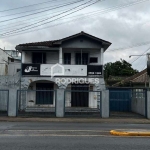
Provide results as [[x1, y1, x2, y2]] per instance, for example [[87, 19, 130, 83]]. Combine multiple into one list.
[[64, 53, 71, 64], [17, 69, 21, 72], [90, 57, 98, 63], [11, 58, 14, 62]]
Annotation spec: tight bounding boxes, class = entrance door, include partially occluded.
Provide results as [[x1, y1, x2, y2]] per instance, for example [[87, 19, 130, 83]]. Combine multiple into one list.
[[36, 83, 54, 105], [71, 84, 89, 107]]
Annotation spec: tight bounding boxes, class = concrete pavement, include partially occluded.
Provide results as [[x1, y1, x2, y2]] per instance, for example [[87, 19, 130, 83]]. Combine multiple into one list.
[[0, 117, 150, 124], [0, 122, 150, 150]]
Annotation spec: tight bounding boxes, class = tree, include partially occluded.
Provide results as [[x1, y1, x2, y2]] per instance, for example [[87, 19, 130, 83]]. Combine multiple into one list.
[[104, 59, 138, 80]]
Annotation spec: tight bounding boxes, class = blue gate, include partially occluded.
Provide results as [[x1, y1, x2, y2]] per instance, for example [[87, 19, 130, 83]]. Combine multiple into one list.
[[109, 89, 131, 112]]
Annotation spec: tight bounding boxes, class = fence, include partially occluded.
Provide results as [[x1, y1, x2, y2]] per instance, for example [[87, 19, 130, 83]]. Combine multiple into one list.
[[16, 90, 56, 117], [109, 87, 147, 117], [64, 90, 101, 117]]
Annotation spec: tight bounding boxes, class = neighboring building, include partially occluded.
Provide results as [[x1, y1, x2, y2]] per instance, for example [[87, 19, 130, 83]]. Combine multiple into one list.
[[0, 48, 9, 75], [16, 31, 111, 111], [112, 69, 148, 87], [2, 49, 21, 76]]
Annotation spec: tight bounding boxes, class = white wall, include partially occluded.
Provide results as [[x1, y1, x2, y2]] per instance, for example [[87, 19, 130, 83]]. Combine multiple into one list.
[[46, 52, 59, 64], [0, 49, 9, 75], [131, 97, 145, 116], [8, 63, 21, 75]]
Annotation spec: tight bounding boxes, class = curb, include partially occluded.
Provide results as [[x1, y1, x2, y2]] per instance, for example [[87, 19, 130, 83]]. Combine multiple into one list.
[[110, 130, 150, 136]]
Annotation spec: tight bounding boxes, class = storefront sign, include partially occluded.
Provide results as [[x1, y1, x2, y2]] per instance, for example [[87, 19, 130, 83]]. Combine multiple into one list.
[[87, 65, 103, 76], [22, 64, 40, 75]]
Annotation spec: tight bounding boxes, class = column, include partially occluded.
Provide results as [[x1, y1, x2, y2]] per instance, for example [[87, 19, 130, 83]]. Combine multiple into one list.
[[101, 90, 109, 118], [101, 47, 104, 65], [22, 51, 25, 63], [59, 47, 63, 64], [147, 91, 150, 119], [56, 89, 65, 117], [8, 89, 17, 117]]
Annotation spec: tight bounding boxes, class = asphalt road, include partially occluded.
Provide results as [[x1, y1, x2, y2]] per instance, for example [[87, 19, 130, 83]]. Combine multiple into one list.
[[0, 122, 150, 150]]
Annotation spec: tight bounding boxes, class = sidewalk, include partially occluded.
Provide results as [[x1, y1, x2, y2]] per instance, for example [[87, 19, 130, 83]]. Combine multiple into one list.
[[0, 117, 150, 123]]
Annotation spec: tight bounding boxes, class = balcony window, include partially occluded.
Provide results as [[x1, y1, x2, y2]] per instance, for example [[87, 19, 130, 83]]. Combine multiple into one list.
[[75, 53, 88, 65], [90, 57, 98, 63], [32, 52, 46, 64], [64, 53, 71, 64]]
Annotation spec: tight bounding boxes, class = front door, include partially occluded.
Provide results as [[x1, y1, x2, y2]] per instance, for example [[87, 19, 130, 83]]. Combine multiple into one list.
[[36, 83, 54, 105], [71, 84, 89, 107]]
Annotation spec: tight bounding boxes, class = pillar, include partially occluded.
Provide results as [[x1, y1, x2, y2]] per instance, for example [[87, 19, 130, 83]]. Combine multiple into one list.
[[101, 90, 109, 118], [56, 89, 65, 117], [101, 47, 104, 65], [147, 91, 150, 119], [8, 89, 17, 117], [59, 47, 63, 64]]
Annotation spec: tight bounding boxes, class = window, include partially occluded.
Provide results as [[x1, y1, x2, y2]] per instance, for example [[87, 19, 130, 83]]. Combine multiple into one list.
[[32, 52, 46, 64], [90, 57, 98, 63], [17, 69, 21, 72], [75, 53, 88, 65], [64, 53, 71, 64], [11, 58, 14, 62]]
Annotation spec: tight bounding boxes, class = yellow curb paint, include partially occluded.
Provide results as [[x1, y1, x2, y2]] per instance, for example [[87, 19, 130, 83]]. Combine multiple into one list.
[[110, 130, 150, 136]]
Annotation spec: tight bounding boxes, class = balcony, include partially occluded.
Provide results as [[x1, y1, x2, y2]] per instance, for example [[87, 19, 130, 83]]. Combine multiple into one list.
[[22, 64, 103, 77]]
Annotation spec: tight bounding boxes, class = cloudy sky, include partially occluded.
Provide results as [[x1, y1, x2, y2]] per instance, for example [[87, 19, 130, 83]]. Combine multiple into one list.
[[0, 0, 150, 71]]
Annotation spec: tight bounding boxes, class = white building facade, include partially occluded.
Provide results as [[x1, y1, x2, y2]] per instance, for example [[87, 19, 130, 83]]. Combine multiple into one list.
[[16, 32, 111, 115]]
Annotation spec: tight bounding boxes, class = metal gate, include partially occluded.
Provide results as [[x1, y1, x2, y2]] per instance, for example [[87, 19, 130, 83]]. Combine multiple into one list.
[[16, 90, 56, 117], [0, 90, 9, 116], [109, 89, 131, 112], [109, 88, 147, 118], [64, 89, 101, 117]]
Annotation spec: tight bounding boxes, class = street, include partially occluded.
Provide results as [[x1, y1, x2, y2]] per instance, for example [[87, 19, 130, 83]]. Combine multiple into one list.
[[0, 122, 150, 150]]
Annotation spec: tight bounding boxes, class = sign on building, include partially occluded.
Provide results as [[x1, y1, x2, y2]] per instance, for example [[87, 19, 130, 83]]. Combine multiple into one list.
[[22, 64, 40, 75], [87, 65, 103, 76]]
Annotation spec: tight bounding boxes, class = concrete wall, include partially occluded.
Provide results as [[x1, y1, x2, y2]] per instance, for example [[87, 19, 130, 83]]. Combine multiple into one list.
[[131, 97, 145, 116], [0, 91, 8, 111], [0, 49, 9, 75], [147, 91, 150, 119]]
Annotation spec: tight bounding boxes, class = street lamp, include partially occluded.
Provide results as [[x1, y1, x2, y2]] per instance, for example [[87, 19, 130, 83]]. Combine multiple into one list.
[[129, 54, 149, 88], [129, 54, 146, 58]]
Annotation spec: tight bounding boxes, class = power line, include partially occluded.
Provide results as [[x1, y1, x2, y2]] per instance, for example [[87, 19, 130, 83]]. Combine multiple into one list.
[[0, 0, 102, 36], [130, 46, 150, 64], [1, 0, 149, 38], [0, 0, 64, 12], [1, 0, 148, 34], [107, 41, 150, 52], [0, 0, 81, 18], [0, 0, 85, 23]]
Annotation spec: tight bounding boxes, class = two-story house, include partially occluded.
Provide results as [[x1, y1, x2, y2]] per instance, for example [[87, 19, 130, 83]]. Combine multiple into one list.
[[16, 31, 111, 115]]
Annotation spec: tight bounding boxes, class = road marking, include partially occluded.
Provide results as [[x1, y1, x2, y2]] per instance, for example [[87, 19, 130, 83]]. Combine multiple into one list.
[[5, 130, 108, 132]]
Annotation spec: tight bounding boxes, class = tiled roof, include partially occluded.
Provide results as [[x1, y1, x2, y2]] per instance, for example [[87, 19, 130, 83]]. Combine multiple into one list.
[[16, 31, 111, 47], [112, 69, 148, 87]]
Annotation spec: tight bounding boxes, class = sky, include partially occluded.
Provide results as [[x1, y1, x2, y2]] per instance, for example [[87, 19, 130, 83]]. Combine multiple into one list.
[[0, 0, 150, 71]]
